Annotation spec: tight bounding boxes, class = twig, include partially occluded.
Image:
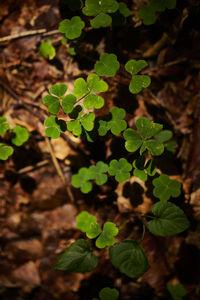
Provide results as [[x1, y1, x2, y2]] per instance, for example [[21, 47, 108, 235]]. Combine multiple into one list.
[[18, 160, 49, 175], [0, 29, 60, 43]]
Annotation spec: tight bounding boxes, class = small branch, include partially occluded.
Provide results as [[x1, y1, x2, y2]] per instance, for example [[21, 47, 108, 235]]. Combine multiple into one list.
[[0, 29, 60, 43]]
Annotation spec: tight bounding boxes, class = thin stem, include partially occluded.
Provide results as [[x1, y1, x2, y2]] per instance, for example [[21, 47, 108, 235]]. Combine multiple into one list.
[[139, 222, 146, 244]]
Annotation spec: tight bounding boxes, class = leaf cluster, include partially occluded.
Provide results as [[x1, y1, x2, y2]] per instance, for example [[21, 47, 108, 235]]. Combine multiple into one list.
[[138, 0, 177, 25]]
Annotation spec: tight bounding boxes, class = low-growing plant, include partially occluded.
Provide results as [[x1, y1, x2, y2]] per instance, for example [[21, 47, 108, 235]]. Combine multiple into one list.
[[0, 117, 29, 160], [39, 0, 191, 291]]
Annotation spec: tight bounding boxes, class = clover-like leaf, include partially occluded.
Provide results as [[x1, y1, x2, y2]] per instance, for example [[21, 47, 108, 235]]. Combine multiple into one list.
[[84, 94, 105, 110], [43, 95, 60, 114], [0, 143, 14, 160], [108, 158, 132, 182], [167, 283, 186, 300], [62, 94, 76, 114], [67, 120, 82, 136], [76, 211, 101, 239], [88, 161, 109, 185], [152, 174, 181, 201], [118, 2, 130, 18], [123, 128, 143, 152], [147, 201, 190, 236], [95, 53, 120, 77], [44, 116, 67, 139], [129, 75, 151, 94], [99, 287, 119, 300], [11, 126, 29, 146], [73, 78, 89, 98], [109, 240, 150, 279], [125, 60, 151, 94], [96, 222, 119, 249], [125, 60, 148, 75], [107, 107, 127, 135], [142, 139, 164, 156], [39, 42, 56, 60], [136, 117, 162, 138], [72, 167, 92, 193], [80, 113, 95, 131], [87, 73, 108, 92], [83, 0, 119, 16], [50, 83, 67, 98], [0, 117, 10, 135], [54, 239, 98, 272], [59, 16, 85, 40], [154, 129, 173, 142], [138, 4, 157, 25], [91, 12, 112, 28]]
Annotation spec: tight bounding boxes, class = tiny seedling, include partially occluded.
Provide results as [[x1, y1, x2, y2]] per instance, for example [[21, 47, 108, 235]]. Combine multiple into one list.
[[39, 42, 56, 60], [93, 287, 119, 300]]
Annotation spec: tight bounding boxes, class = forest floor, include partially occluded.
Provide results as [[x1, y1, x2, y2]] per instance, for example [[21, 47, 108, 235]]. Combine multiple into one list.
[[0, 0, 200, 299]]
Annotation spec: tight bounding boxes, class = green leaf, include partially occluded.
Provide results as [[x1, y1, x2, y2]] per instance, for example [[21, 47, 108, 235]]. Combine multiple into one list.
[[80, 113, 95, 131], [83, 0, 119, 16], [164, 140, 178, 153], [49, 83, 67, 97], [76, 211, 101, 239], [87, 74, 108, 92], [44, 116, 67, 139], [152, 174, 181, 201], [109, 240, 150, 279], [167, 283, 186, 300], [98, 119, 109, 136], [59, 16, 85, 40], [67, 119, 82, 136], [0, 143, 14, 160], [108, 158, 132, 182], [84, 94, 104, 110], [72, 167, 92, 193], [11, 126, 29, 146], [123, 129, 143, 152], [43, 95, 60, 114], [62, 94, 76, 114], [147, 201, 190, 236], [54, 239, 98, 272], [99, 287, 119, 300], [91, 13, 112, 28], [88, 161, 108, 185], [118, 2, 130, 18], [133, 157, 156, 181], [73, 78, 89, 98], [138, 4, 157, 25], [0, 117, 10, 135], [125, 59, 148, 75], [136, 117, 163, 138], [39, 42, 56, 60], [154, 129, 173, 142], [146, 159, 156, 176], [144, 139, 164, 156], [96, 222, 119, 248], [95, 53, 120, 77], [107, 107, 127, 135], [68, 46, 76, 56], [129, 75, 151, 94]]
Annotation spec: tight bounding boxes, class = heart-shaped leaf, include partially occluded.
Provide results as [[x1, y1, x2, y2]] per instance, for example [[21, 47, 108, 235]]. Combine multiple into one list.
[[43, 95, 60, 114], [67, 119, 82, 136], [49, 83, 67, 97], [39, 42, 56, 60], [0, 143, 14, 160], [54, 239, 98, 272], [73, 78, 89, 98], [152, 174, 181, 201], [129, 75, 151, 94], [125, 59, 148, 75], [109, 240, 150, 278], [62, 94, 76, 113], [87, 74, 108, 92], [107, 107, 127, 135], [76, 211, 101, 239], [143, 139, 164, 156], [167, 283, 186, 300], [136, 117, 163, 138], [99, 287, 119, 300], [96, 222, 119, 248], [147, 201, 190, 236], [84, 94, 104, 109], [154, 129, 173, 142], [95, 53, 120, 77], [44, 116, 67, 139], [0, 117, 10, 135], [123, 128, 143, 152], [11, 126, 29, 146], [80, 113, 95, 131], [91, 12, 112, 28], [83, 0, 119, 16]]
